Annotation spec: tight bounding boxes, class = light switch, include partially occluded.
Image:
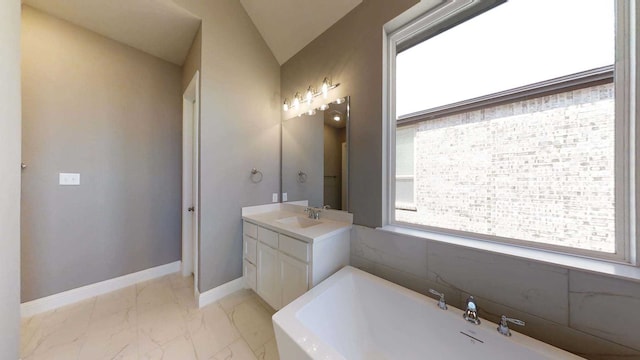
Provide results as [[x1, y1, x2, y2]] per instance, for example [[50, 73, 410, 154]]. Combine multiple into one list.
[[282, 193, 288, 202], [272, 193, 278, 203], [59, 173, 80, 185]]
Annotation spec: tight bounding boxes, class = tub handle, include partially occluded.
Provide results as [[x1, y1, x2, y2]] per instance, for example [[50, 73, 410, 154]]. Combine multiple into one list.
[[428, 289, 447, 310], [497, 315, 525, 336]]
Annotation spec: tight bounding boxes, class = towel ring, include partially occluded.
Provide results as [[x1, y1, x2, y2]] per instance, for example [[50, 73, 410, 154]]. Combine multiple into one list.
[[250, 168, 263, 183], [297, 171, 307, 183]]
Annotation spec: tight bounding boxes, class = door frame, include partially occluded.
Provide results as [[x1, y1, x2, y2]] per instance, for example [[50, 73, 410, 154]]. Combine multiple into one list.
[[182, 71, 200, 294]]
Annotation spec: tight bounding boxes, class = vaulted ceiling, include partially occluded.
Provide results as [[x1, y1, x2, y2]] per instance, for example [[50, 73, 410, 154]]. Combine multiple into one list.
[[22, 0, 362, 66]]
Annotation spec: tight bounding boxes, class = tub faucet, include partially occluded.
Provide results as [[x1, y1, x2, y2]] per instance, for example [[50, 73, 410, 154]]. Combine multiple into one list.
[[497, 315, 525, 336], [463, 296, 481, 325], [428, 289, 447, 310]]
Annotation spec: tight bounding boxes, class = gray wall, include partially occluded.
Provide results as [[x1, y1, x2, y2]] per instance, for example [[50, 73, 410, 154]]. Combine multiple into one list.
[[282, 113, 324, 207], [281, 0, 418, 227], [172, 0, 281, 293], [282, 0, 640, 358], [0, 0, 22, 357], [21, 7, 183, 301]]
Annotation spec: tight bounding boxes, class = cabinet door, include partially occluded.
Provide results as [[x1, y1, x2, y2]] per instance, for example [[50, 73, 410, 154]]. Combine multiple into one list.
[[243, 259, 257, 292], [243, 235, 257, 264], [280, 253, 309, 307], [257, 242, 281, 309]]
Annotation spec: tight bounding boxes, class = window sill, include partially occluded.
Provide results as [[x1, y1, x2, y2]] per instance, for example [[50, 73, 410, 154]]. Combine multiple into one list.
[[378, 224, 640, 283]]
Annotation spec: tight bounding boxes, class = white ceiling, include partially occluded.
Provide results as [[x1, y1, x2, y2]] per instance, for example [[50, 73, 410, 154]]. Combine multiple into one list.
[[22, 0, 201, 65], [239, 0, 362, 64], [22, 0, 362, 67]]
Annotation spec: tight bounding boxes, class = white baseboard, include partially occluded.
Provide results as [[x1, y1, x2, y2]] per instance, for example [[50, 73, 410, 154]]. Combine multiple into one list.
[[197, 277, 244, 308], [21, 261, 181, 318]]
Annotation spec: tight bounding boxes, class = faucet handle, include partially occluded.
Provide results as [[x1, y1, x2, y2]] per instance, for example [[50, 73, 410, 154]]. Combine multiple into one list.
[[497, 315, 525, 336], [428, 289, 447, 310]]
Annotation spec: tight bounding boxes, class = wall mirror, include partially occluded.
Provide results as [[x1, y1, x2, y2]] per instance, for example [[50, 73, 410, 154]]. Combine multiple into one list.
[[281, 96, 349, 210]]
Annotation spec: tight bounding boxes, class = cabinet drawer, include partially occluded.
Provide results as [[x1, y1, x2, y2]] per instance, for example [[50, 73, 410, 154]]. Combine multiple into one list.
[[243, 221, 258, 239], [279, 234, 309, 262], [243, 235, 257, 264], [243, 259, 256, 292], [258, 226, 278, 248]]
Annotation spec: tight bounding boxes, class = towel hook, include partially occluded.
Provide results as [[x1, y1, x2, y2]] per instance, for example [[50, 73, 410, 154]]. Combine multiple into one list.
[[297, 171, 307, 183], [250, 168, 263, 183]]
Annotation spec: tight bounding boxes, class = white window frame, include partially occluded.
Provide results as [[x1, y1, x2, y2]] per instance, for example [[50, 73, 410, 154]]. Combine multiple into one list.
[[383, 0, 638, 265]]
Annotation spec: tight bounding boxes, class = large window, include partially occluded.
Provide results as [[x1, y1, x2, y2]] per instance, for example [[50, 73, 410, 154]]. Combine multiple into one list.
[[387, 0, 636, 261]]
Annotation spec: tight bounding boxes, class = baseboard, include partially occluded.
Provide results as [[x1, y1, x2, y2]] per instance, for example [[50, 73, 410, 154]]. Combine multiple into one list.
[[21, 261, 181, 318], [197, 277, 244, 308]]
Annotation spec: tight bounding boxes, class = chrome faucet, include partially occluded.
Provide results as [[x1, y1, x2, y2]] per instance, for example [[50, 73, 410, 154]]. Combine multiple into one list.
[[497, 315, 525, 336], [428, 289, 447, 310], [304, 207, 321, 219], [463, 296, 481, 325]]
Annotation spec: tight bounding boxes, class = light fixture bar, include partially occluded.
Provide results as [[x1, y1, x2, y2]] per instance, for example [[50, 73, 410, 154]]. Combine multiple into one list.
[[283, 81, 340, 111]]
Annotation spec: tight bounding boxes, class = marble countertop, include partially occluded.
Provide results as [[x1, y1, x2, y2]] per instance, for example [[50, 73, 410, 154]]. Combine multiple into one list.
[[242, 205, 352, 244]]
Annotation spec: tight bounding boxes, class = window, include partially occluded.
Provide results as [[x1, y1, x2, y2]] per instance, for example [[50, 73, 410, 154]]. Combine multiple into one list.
[[386, 0, 636, 262]]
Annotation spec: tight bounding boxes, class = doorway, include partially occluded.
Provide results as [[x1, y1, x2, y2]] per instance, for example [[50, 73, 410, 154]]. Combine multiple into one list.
[[182, 71, 199, 295]]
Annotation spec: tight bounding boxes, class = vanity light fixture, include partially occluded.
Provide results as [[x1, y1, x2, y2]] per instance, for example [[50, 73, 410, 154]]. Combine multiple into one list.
[[283, 78, 340, 112]]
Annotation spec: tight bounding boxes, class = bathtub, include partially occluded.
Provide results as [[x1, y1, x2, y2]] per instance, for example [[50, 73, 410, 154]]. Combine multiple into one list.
[[272, 266, 583, 360]]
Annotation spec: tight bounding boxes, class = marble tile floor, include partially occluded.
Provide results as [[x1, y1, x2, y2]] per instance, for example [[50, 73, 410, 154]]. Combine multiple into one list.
[[20, 273, 280, 360]]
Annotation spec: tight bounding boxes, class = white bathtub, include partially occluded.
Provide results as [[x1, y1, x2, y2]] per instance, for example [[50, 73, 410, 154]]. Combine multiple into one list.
[[273, 266, 583, 360]]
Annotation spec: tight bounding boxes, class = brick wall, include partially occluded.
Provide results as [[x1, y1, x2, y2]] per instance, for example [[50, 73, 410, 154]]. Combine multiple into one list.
[[397, 83, 616, 252]]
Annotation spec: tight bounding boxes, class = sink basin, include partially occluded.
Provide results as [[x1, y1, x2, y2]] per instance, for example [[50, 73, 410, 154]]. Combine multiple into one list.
[[276, 216, 321, 229]]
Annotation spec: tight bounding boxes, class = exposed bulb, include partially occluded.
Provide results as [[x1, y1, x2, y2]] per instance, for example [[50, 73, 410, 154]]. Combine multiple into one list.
[[319, 104, 329, 111], [306, 86, 314, 104], [308, 109, 317, 115], [333, 115, 341, 121], [321, 78, 330, 98], [334, 97, 345, 105], [293, 93, 301, 109]]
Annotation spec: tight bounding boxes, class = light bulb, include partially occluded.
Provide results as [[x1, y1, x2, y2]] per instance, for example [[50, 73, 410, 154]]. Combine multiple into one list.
[[308, 109, 316, 115], [319, 104, 329, 111], [333, 115, 340, 121], [293, 93, 300, 109], [283, 99, 289, 112], [334, 97, 345, 105], [306, 86, 313, 104], [321, 78, 330, 98]]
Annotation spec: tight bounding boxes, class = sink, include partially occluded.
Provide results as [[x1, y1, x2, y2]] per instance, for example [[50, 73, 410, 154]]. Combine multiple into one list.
[[276, 216, 322, 229]]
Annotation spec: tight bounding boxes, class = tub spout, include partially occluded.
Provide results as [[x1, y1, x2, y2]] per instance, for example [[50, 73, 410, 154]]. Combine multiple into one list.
[[463, 296, 481, 325]]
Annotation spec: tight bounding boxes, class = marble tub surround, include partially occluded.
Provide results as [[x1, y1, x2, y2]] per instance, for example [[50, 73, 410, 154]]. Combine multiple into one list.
[[20, 273, 279, 360], [242, 203, 353, 243], [350, 225, 640, 359]]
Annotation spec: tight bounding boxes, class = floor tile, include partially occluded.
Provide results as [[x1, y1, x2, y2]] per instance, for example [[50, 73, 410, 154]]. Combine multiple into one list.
[[187, 302, 241, 359], [20, 275, 280, 360], [214, 338, 258, 360]]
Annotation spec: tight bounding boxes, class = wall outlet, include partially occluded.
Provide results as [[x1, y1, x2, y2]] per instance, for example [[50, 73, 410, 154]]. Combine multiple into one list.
[[272, 193, 278, 203], [59, 173, 80, 185], [282, 192, 288, 202]]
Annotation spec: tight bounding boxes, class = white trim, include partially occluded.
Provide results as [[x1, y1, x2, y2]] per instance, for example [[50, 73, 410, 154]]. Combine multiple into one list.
[[197, 277, 244, 308], [21, 261, 181, 318]]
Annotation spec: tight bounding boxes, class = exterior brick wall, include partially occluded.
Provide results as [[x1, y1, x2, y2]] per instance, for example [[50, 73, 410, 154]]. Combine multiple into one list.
[[396, 83, 615, 253]]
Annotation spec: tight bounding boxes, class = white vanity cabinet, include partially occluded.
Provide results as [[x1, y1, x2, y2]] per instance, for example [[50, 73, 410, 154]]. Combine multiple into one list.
[[242, 219, 349, 310]]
